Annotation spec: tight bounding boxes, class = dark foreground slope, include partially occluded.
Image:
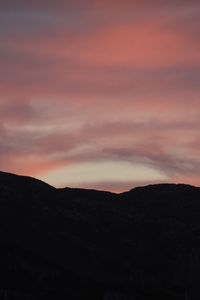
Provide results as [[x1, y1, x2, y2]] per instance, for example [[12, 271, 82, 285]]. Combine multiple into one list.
[[0, 171, 200, 299]]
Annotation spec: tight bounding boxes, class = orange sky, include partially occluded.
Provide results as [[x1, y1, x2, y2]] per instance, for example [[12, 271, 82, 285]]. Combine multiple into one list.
[[0, 1, 200, 192]]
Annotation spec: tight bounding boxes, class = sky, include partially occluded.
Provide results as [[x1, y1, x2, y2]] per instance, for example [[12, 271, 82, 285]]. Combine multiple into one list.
[[0, 0, 200, 192]]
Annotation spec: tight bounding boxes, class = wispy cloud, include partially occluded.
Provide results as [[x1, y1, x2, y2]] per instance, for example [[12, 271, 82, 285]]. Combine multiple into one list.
[[0, 1, 200, 191]]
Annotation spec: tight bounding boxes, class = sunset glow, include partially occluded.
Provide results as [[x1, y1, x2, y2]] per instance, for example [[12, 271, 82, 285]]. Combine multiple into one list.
[[1, 1, 200, 192]]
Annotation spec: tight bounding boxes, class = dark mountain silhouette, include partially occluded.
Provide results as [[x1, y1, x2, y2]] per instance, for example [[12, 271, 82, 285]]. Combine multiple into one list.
[[0, 171, 200, 299]]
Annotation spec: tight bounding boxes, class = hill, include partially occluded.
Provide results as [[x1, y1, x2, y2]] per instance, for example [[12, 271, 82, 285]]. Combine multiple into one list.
[[0, 171, 200, 299]]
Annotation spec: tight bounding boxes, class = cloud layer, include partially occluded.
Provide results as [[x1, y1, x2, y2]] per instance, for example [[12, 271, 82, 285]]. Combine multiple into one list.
[[0, 1, 200, 191]]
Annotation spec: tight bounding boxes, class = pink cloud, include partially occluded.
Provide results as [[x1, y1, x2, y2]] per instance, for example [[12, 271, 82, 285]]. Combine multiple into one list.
[[0, 1, 200, 191]]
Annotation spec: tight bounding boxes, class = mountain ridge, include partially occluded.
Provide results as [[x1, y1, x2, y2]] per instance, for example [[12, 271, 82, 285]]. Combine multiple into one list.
[[1, 170, 197, 194], [1, 171, 200, 299]]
